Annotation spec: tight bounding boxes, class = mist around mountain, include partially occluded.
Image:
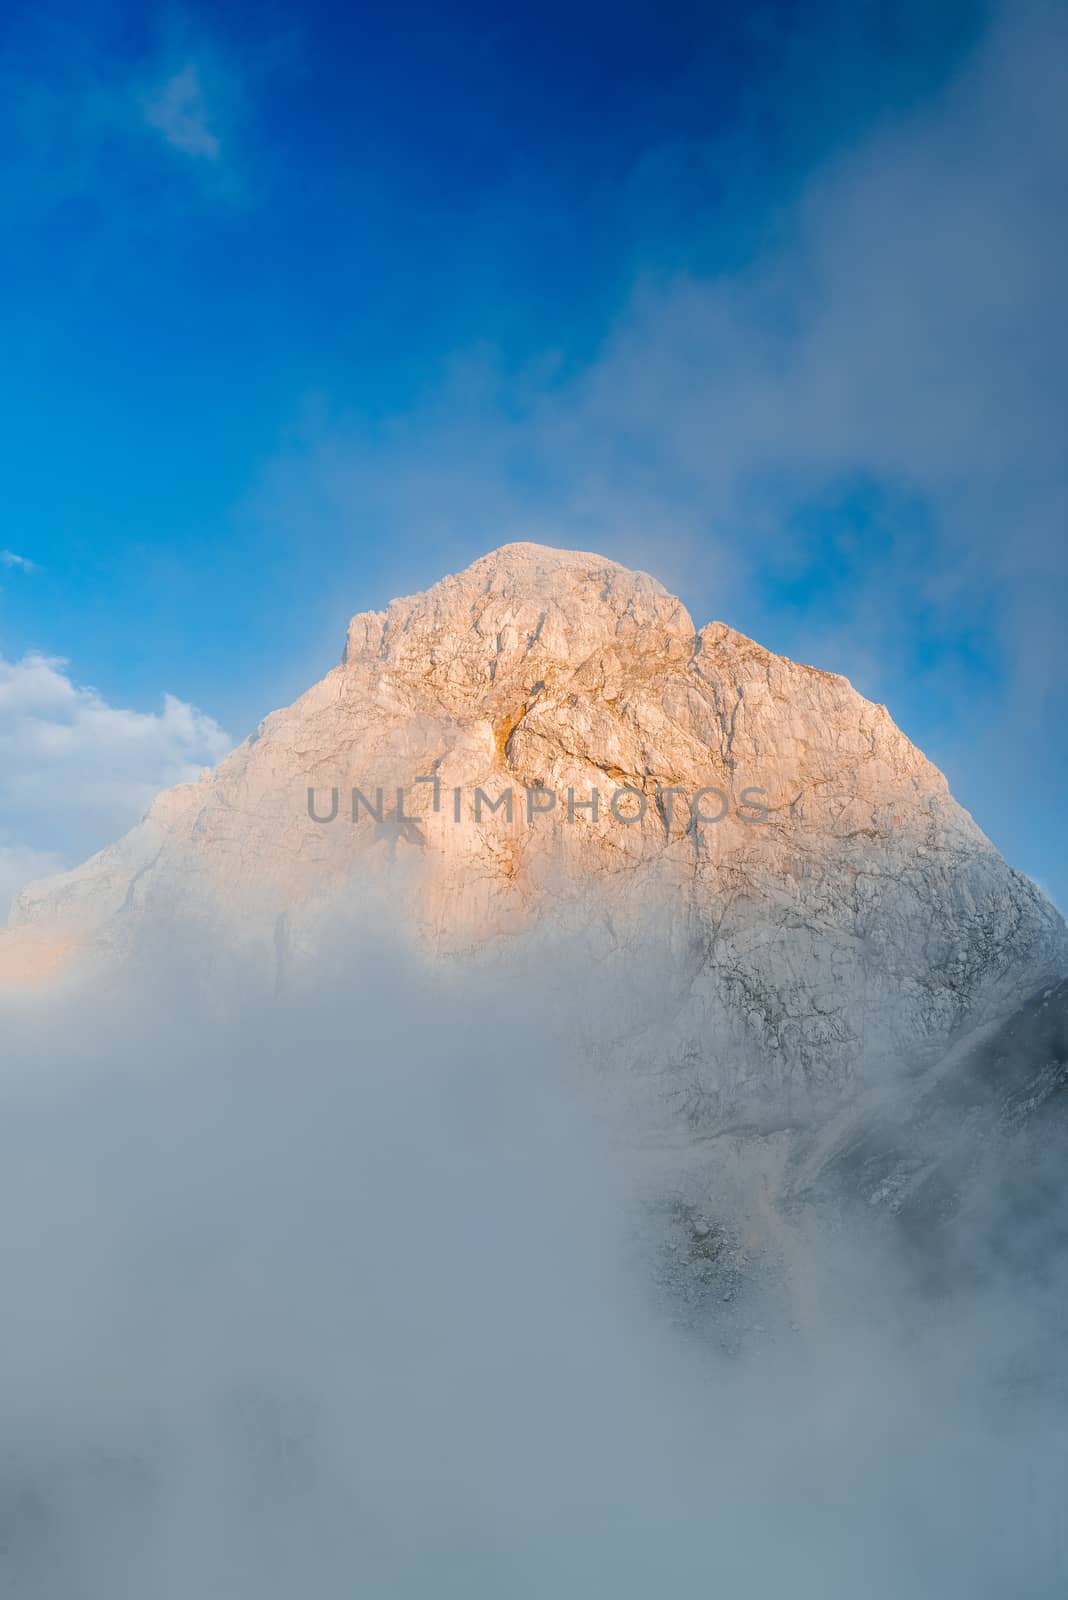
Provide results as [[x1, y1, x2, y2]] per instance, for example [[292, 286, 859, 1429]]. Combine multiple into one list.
[[1, 894, 1067, 1597], [1, 547, 1066, 1594]]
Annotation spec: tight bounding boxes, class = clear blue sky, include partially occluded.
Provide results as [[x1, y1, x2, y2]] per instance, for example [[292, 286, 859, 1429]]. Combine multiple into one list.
[[2, 0, 1065, 907]]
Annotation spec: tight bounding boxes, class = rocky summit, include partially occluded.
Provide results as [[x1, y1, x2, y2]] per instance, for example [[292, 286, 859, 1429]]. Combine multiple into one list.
[[4, 543, 1065, 1116]]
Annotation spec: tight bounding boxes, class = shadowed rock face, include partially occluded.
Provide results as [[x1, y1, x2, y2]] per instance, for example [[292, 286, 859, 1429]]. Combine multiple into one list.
[[3, 542, 1065, 1113], [792, 975, 1068, 1250]]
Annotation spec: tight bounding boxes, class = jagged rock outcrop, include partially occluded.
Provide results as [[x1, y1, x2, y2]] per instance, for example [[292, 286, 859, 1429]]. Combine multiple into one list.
[[4, 543, 1065, 1114]]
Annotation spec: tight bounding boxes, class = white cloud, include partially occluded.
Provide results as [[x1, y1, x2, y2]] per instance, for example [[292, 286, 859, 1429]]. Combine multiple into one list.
[[142, 62, 221, 160], [1, 549, 38, 572], [264, 1, 1067, 627], [0, 844, 64, 926], [0, 651, 230, 917], [1, 905, 1065, 1593]]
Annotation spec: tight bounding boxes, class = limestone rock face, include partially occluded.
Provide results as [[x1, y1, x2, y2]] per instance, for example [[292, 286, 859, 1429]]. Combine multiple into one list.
[[5, 543, 1066, 1113]]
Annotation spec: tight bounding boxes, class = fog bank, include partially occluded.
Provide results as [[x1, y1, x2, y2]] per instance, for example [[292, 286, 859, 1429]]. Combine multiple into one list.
[[1, 909, 1065, 1596]]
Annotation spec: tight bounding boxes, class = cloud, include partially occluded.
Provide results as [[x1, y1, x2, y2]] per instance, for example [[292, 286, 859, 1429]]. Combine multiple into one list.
[[0, 844, 64, 926], [263, 0, 1067, 613], [0, 650, 230, 917], [0, 903, 1064, 1593], [142, 62, 221, 160], [0, 550, 38, 573]]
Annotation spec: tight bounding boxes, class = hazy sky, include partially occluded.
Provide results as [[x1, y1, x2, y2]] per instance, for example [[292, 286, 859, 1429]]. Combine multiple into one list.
[[1, 0, 1065, 907]]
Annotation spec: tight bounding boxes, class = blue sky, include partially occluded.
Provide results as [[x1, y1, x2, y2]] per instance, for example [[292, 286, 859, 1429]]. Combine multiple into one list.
[[1, 0, 1065, 911]]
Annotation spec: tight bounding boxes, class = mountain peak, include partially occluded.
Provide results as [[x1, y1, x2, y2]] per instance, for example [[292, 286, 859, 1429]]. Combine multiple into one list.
[[4, 543, 1065, 1114], [342, 542, 694, 685]]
